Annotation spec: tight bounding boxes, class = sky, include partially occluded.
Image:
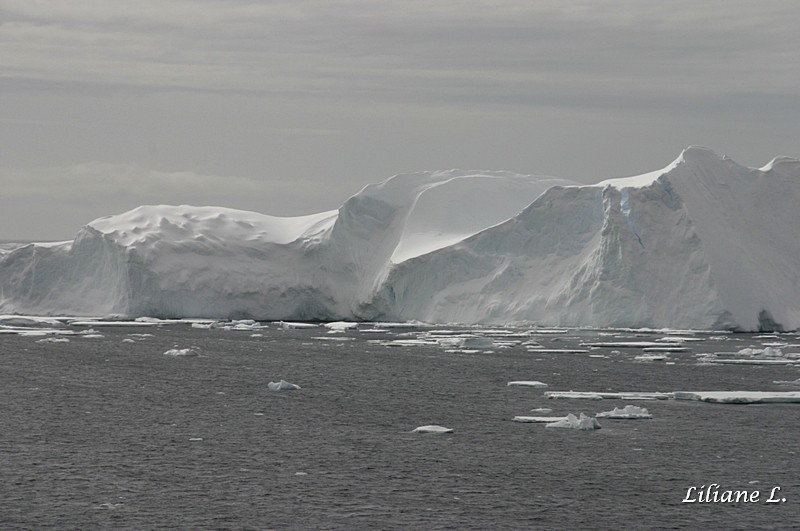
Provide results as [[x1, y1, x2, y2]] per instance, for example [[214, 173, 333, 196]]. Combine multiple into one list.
[[2, 0, 799, 240]]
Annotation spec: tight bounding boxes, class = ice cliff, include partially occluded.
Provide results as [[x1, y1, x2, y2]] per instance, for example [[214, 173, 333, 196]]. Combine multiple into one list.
[[1, 148, 798, 331], [0, 170, 570, 321]]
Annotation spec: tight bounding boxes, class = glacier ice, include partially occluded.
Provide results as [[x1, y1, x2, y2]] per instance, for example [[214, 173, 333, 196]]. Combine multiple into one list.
[[2, 149, 799, 331]]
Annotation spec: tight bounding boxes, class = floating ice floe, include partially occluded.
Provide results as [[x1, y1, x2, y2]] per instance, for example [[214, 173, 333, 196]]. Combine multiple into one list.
[[268, 380, 301, 391], [36, 337, 70, 343], [700, 358, 796, 366], [545, 413, 601, 430], [634, 354, 668, 362], [545, 391, 673, 400], [773, 378, 800, 386], [324, 321, 359, 331], [163, 348, 198, 357], [277, 321, 318, 329], [0, 315, 66, 328], [530, 407, 553, 414], [596, 405, 652, 419], [673, 391, 800, 404], [411, 425, 453, 434], [69, 320, 161, 327], [526, 348, 589, 354], [513, 416, 567, 423], [582, 341, 670, 348], [507, 381, 548, 388], [642, 346, 689, 353]]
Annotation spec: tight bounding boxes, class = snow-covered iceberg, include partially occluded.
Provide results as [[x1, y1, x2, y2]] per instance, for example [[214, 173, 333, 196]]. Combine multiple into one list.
[[374, 147, 800, 331], [0, 170, 568, 320], [2, 148, 799, 331]]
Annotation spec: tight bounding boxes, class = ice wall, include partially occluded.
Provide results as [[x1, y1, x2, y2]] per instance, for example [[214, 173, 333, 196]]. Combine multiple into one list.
[[1, 148, 798, 330]]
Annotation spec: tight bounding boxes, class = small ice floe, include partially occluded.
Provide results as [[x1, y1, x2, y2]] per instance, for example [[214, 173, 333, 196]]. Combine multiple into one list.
[[513, 416, 567, 423], [526, 348, 589, 354], [596, 405, 652, 419], [773, 378, 800, 386], [642, 346, 689, 353], [544, 391, 673, 400], [545, 413, 601, 430], [582, 341, 665, 348], [530, 407, 553, 414], [382, 339, 439, 347], [507, 381, 548, 388], [277, 321, 318, 329], [191, 322, 214, 329], [634, 354, 668, 362], [163, 348, 198, 357], [231, 320, 264, 331], [94, 502, 124, 510], [324, 321, 359, 332], [268, 380, 301, 391], [120, 338, 136, 344], [411, 425, 453, 434], [0, 315, 65, 328], [81, 333, 105, 339], [673, 391, 800, 404], [36, 337, 70, 343], [656, 336, 706, 343], [189, 437, 203, 441], [70, 320, 160, 327]]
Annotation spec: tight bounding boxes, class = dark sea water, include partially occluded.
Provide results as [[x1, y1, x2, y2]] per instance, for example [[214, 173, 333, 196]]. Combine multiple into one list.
[[1, 323, 799, 530]]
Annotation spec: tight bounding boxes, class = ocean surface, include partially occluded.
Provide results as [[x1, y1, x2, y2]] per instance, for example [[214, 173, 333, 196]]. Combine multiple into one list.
[[1, 322, 799, 530]]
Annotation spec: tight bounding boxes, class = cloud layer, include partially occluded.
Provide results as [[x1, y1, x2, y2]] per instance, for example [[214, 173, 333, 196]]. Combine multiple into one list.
[[2, 1, 799, 238]]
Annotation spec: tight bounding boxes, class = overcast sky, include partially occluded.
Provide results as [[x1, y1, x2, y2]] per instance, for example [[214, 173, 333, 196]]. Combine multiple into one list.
[[2, 0, 799, 239]]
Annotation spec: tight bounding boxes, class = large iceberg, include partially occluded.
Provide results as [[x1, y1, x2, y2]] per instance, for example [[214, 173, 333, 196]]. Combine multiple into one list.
[[2, 148, 799, 331], [0, 170, 568, 320]]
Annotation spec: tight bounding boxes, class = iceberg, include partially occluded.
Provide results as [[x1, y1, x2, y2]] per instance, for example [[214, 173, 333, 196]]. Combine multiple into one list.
[[374, 148, 800, 331], [545, 413, 601, 430], [0, 170, 567, 321], [268, 380, 301, 391], [2, 148, 800, 331]]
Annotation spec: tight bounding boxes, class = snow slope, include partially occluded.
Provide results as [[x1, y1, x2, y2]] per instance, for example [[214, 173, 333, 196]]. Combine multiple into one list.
[[1, 148, 798, 330], [0, 170, 571, 319], [371, 147, 800, 331]]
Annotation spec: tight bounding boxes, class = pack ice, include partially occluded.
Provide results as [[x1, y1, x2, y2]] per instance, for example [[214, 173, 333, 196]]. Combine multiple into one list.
[[1, 148, 799, 331]]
